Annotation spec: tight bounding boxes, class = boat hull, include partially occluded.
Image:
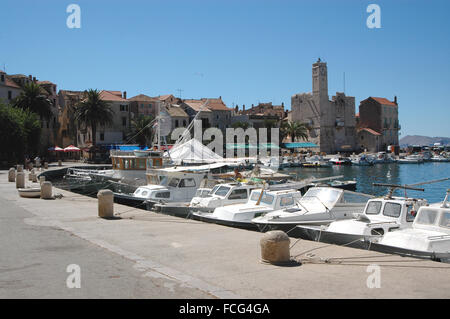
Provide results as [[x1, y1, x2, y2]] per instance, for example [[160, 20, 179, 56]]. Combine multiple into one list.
[[192, 213, 259, 231], [154, 202, 191, 218], [367, 242, 450, 262], [113, 193, 146, 209]]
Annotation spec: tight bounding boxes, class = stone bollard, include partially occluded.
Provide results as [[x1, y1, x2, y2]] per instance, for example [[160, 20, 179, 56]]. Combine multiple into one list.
[[260, 231, 291, 264], [44, 162, 48, 169], [40, 181, 53, 199], [32, 173, 38, 183], [16, 172, 25, 189], [97, 189, 114, 218], [39, 176, 46, 185], [28, 170, 34, 181], [17, 165, 23, 172], [58, 160, 62, 167], [8, 168, 16, 182]]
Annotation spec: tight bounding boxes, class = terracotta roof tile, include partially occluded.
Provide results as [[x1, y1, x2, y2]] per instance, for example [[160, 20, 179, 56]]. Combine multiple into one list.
[[371, 97, 397, 106], [4, 77, 21, 89], [166, 105, 188, 117], [99, 90, 127, 102], [128, 94, 157, 102]]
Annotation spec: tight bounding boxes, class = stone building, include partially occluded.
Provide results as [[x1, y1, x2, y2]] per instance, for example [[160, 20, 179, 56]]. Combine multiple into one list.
[[181, 97, 232, 132], [0, 70, 22, 103], [291, 59, 356, 153], [357, 97, 400, 152], [128, 94, 159, 118], [77, 90, 131, 147], [58, 90, 86, 147]]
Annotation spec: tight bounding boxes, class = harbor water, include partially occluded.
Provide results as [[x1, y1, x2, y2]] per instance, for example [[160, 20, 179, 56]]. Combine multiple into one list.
[[284, 162, 450, 203]]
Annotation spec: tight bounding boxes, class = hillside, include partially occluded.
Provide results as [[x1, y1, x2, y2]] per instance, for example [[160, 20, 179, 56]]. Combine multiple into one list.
[[400, 135, 450, 146]]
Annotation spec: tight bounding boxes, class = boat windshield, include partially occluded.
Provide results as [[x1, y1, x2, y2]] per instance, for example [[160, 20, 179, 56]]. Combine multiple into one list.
[[168, 178, 180, 187], [415, 208, 439, 225], [214, 186, 231, 197], [300, 188, 342, 207], [365, 201, 382, 215], [439, 211, 450, 228], [209, 185, 219, 195], [250, 191, 274, 205]]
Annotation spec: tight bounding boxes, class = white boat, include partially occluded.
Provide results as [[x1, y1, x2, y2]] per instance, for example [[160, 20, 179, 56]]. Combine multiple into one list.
[[329, 157, 352, 166], [397, 154, 424, 164], [114, 163, 224, 210], [251, 187, 373, 232], [189, 182, 263, 213], [294, 184, 428, 247], [368, 190, 450, 262], [372, 152, 396, 164], [18, 187, 41, 198], [192, 189, 303, 230], [351, 155, 374, 166], [431, 155, 450, 162]]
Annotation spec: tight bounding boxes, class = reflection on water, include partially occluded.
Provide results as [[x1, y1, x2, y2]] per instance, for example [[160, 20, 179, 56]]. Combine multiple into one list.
[[285, 162, 450, 203]]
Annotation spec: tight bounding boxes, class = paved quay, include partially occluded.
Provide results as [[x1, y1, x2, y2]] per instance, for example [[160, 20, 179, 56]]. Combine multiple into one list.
[[1, 169, 450, 298]]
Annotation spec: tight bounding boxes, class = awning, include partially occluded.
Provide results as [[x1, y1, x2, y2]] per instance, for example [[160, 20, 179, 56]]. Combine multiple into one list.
[[64, 145, 81, 152], [48, 146, 64, 151], [283, 142, 319, 149]]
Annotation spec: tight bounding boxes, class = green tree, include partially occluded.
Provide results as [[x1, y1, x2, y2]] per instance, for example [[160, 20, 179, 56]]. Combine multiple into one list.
[[127, 115, 154, 146], [231, 121, 250, 130], [0, 102, 41, 166], [74, 89, 114, 147], [12, 82, 53, 120], [280, 121, 309, 142]]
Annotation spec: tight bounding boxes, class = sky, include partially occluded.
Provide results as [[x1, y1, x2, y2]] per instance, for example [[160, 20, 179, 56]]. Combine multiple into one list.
[[1, 0, 449, 137]]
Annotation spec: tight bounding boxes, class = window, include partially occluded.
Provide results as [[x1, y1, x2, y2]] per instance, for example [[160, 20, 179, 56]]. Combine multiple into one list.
[[416, 209, 438, 225], [366, 201, 382, 215], [439, 212, 450, 228], [168, 178, 180, 187], [406, 205, 416, 222], [100, 133, 104, 141], [280, 196, 294, 207], [175, 120, 179, 127], [179, 178, 196, 188], [120, 105, 129, 112], [214, 186, 231, 197], [383, 202, 402, 218], [228, 189, 248, 200], [155, 191, 170, 199], [141, 104, 144, 108], [183, 120, 187, 126], [1, 74, 4, 82], [122, 117, 127, 127], [8, 91, 12, 100]]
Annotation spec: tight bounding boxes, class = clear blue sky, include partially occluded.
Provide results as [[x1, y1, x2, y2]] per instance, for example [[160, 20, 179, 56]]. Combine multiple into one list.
[[1, 0, 449, 137]]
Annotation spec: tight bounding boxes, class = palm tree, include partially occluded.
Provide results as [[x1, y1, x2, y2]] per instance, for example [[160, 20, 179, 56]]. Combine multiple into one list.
[[281, 121, 309, 142], [13, 82, 53, 120], [127, 115, 154, 146], [74, 89, 114, 147]]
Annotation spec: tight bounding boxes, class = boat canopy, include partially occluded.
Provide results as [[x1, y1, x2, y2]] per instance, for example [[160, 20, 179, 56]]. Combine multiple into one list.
[[283, 142, 319, 149], [165, 139, 223, 164]]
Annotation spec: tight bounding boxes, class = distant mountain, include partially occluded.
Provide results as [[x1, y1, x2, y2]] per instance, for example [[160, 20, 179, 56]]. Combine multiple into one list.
[[400, 135, 450, 147]]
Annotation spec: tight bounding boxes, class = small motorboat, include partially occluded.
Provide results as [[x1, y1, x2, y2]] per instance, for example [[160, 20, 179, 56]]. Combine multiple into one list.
[[397, 154, 424, 164], [367, 190, 450, 262], [351, 155, 374, 166], [192, 188, 303, 230], [329, 157, 352, 166], [294, 183, 428, 248], [18, 187, 41, 198]]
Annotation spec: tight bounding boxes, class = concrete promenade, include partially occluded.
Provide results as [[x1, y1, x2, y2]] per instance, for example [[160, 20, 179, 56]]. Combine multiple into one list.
[[1, 168, 450, 299]]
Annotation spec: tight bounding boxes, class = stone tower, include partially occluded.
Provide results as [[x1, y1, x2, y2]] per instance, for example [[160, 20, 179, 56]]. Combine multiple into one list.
[[312, 58, 328, 101]]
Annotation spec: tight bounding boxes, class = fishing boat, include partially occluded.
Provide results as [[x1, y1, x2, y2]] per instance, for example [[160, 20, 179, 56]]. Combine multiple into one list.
[[329, 157, 352, 166], [397, 154, 424, 164], [251, 187, 373, 233], [351, 155, 374, 166], [113, 163, 223, 210], [192, 189, 303, 230], [189, 182, 263, 214], [367, 189, 450, 262], [294, 183, 428, 247], [372, 151, 396, 164], [18, 187, 41, 198], [431, 154, 450, 162]]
